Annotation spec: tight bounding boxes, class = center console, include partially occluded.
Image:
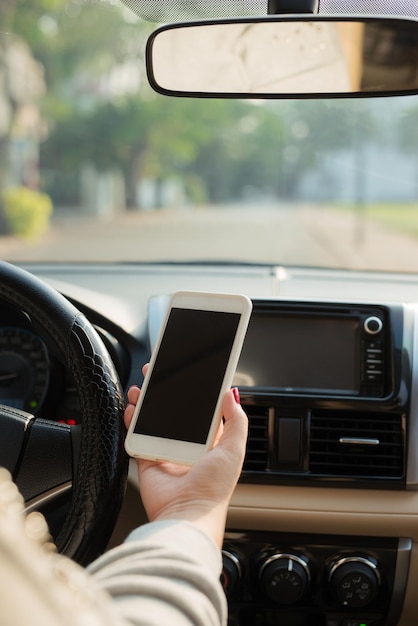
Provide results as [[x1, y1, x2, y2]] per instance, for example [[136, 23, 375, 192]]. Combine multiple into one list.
[[235, 300, 409, 488], [222, 531, 411, 626], [223, 299, 414, 625]]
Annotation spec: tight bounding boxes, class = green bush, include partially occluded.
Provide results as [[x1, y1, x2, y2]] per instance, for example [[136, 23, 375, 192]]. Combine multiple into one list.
[[1, 187, 53, 239]]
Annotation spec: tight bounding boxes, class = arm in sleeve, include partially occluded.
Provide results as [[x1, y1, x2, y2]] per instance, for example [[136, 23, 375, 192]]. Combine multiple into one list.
[[87, 520, 228, 626]]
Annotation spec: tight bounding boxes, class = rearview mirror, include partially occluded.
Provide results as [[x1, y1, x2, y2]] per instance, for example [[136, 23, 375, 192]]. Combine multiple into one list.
[[146, 16, 418, 98]]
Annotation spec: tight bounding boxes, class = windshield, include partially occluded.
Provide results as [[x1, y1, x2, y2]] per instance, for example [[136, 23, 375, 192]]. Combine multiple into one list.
[[1, 1, 418, 272]]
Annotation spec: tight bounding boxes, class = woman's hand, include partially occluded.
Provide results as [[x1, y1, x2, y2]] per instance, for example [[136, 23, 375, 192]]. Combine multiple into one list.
[[124, 365, 248, 548]]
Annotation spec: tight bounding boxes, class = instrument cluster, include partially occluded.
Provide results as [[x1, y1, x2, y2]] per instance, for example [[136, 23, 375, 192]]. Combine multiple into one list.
[[0, 309, 81, 424]]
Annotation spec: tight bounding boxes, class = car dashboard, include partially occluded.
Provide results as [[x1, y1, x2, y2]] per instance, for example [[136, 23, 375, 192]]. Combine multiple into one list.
[[4, 261, 418, 626]]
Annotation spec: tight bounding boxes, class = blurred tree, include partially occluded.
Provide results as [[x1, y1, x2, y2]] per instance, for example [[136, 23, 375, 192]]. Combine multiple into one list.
[[1, 0, 384, 214], [0, 0, 151, 204], [0, 0, 58, 227], [272, 99, 379, 201], [41, 95, 274, 207]]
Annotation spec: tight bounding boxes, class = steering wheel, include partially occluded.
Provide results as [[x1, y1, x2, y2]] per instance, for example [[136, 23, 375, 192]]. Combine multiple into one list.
[[0, 260, 128, 566]]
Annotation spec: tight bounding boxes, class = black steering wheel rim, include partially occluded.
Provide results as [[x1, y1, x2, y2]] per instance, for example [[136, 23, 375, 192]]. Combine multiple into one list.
[[0, 260, 128, 565]]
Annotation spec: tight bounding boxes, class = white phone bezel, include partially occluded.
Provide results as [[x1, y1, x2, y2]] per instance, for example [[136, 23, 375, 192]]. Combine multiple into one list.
[[124, 290, 252, 465]]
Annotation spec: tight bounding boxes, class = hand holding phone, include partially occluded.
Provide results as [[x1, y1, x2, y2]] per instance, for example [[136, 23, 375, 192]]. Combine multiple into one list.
[[124, 291, 252, 466], [124, 379, 249, 547]]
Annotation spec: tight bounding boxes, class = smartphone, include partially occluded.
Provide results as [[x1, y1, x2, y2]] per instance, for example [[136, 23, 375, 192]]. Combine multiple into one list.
[[124, 290, 252, 465]]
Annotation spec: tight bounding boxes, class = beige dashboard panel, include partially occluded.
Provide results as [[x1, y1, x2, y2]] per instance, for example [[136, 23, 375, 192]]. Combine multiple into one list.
[[228, 484, 418, 540], [397, 543, 418, 626]]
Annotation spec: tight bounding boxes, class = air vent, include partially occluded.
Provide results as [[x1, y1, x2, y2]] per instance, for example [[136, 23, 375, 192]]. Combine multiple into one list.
[[242, 405, 269, 472], [309, 411, 404, 479]]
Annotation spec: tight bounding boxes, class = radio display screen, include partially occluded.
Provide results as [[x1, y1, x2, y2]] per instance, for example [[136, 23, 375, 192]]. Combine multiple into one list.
[[235, 313, 361, 394]]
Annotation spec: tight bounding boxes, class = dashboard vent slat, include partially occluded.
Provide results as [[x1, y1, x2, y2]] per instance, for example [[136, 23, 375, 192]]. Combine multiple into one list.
[[243, 406, 269, 472], [309, 411, 404, 478]]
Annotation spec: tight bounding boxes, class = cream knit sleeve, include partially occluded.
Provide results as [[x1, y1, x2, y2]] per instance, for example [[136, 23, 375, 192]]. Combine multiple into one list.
[[0, 468, 227, 626], [88, 520, 228, 626]]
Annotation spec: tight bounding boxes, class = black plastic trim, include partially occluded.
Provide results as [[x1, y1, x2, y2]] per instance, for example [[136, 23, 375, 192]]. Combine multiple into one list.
[[268, 0, 319, 13]]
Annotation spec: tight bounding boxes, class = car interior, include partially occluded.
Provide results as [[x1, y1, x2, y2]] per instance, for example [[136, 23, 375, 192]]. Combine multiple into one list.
[[1, 0, 418, 624]]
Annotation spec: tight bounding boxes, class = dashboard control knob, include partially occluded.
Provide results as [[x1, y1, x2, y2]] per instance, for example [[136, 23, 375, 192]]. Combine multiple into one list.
[[364, 316, 383, 335], [259, 553, 310, 605], [221, 550, 242, 595], [328, 557, 380, 608]]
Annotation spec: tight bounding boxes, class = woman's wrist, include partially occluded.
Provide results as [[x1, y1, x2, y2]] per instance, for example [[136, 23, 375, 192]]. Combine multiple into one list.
[[150, 501, 228, 549]]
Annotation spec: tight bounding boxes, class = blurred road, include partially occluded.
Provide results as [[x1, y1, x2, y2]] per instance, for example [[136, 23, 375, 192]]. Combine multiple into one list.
[[1, 203, 418, 272]]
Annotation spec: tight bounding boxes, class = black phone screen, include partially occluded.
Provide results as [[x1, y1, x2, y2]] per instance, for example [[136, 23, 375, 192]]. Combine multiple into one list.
[[134, 307, 241, 443]]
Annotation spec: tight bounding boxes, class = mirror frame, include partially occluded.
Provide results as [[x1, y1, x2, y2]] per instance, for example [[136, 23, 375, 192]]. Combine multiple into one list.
[[146, 14, 418, 99]]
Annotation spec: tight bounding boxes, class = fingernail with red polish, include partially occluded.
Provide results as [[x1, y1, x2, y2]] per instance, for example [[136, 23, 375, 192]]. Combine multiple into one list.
[[232, 387, 240, 404]]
